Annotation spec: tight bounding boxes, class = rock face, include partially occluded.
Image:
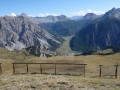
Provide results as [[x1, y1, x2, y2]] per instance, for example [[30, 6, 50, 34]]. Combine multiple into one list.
[[70, 8, 120, 52], [0, 16, 63, 51]]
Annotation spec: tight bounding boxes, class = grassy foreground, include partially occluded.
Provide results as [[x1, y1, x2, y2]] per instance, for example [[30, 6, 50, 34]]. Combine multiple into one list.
[[0, 74, 120, 90], [0, 52, 120, 90]]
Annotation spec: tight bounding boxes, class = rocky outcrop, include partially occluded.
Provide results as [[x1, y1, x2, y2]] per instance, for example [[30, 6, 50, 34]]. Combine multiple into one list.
[[26, 46, 57, 58]]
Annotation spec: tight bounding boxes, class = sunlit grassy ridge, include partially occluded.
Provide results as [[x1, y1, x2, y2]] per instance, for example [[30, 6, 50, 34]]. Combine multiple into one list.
[[0, 49, 120, 77], [0, 48, 120, 90], [0, 48, 33, 61]]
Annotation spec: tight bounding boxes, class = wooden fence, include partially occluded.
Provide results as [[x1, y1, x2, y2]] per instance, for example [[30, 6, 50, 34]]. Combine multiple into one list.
[[0, 62, 119, 79], [12, 63, 87, 77], [99, 63, 120, 78]]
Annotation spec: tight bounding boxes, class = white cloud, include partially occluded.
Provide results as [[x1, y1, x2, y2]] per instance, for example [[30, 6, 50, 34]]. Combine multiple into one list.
[[37, 13, 59, 17], [71, 9, 105, 16], [10, 13, 16, 17]]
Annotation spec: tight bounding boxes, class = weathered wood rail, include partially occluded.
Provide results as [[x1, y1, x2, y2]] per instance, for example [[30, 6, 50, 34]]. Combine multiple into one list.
[[12, 62, 87, 77]]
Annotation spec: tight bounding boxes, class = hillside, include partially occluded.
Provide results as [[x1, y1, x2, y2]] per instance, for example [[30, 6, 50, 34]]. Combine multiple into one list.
[[70, 8, 120, 52], [40, 17, 95, 36], [0, 48, 33, 61], [0, 15, 63, 51], [0, 54, 120, 90]]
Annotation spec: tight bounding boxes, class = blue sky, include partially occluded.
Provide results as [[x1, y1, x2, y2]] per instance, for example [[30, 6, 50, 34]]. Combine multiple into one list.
[[0, 0, 120, 17]]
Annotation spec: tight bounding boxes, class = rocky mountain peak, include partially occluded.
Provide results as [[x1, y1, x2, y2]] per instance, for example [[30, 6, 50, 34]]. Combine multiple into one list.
[[83, 13, 97, 19], [57, 15, 69, 19], [20, 13, 28, 17], [103, 8, 120, 19], [45, 15, 69, 22]]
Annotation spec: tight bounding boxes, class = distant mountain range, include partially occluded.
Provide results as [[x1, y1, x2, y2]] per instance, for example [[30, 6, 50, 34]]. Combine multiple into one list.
[[31, 15, 70, 23], [0, 8, 120, 56], [39, 13, 99, 36]]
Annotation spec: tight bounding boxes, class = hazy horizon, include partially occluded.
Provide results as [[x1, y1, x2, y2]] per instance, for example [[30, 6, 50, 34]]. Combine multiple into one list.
[[0, 0, 120, 17]]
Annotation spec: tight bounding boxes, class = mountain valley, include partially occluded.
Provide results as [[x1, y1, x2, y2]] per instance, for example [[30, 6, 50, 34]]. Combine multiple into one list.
[[0, 8, 120, 56]]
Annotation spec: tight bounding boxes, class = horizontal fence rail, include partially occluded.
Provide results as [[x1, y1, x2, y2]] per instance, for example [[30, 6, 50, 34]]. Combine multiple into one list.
[[12, 62, 87, 77], [12, 62, 86, 65]]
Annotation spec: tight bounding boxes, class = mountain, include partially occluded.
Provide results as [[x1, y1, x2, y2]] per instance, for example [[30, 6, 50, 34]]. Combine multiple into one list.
[[82, 13, 100, 20], [39, 13, 100, 36], [103, 8, 120, 19], [39, 20, 79, 36], [39, 19, 94, 36], [20, 13, 28, 17], [0, 15, 63, 53], [70, 8, 120, 52], [30, 15, 70, 24], [70, 16, 83, 20], [70, 13, 100, 20]]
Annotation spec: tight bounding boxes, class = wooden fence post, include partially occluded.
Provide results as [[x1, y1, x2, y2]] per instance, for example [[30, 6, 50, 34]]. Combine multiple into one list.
[[26, 63, 29, 74], [83, 65, 86, 77], [13, 63, 15, 74], [40, 64, 42, 74], [99, 65, 103, 77], [55, 64, 56, 75], [115, 62, 118, 79], [0, 63, 2, 75]]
